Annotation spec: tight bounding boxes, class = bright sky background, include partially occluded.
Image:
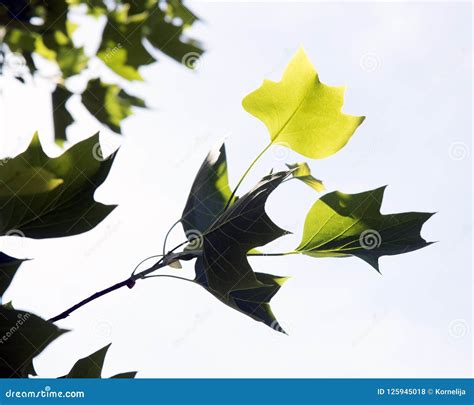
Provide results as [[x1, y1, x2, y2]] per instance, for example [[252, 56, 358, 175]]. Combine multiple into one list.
[[0, 1, 472, 377]]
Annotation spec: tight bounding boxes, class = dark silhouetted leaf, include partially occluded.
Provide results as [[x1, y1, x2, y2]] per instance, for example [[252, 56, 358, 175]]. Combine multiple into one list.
[[182, 143, 235, 236], [0, 253, 25, 299], [0, 305, 67, 377], [193, 171, 290, 332], [63, 343, 136, 378], [52, 85, 74, 143], [65, 343, 110, 378]]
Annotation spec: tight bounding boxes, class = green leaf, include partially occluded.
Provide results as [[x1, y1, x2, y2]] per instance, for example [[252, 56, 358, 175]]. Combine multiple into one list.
[[242, 48, 365, 159], [146, 7, 203, 65], [286, 162, 325, 192], [0, 133, 117, 238], [111, 371, 137, 378], [195, 171, 290, 292], [182, 143, 235, 236], [82, 79, 145, 134], [63, 343, 136, 378], [52, 85, 74, 144], [0, 253, 25, 299], [97, 7, 152, 81], [193, 171, 290, 332], [65, 343, 110, 378], [228, 272, 289, 333], [295, 186, 434, 271], [0, 305, 67, 377]]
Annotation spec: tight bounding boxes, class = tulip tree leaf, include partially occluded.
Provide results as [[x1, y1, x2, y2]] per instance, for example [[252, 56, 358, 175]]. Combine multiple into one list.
[[242, 48, 365, 159], [228, 272, 289, 333], [65, 343, 109, 378], [195, 171, 290, 292], [0, 305, 67, 377], [193, 171, 290, 332], [111, 371, 137, 378], [0, 253, 25, 299], [182, 143, 236, 236], [295, 186, 434, 271], [0, 133, 117, 238], [52, 85, 74, 144], [286, 162, 325, 192], [63, 343, 136, 378], [82, 79, 145, 134]]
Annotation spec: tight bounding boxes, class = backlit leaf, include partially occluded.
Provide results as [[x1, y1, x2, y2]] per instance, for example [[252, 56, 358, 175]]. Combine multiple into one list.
[[295, 186, 434, 271], [0, 133, 117, 238], [82, 79, 145, 134], [182, 143, 235, 236], [286, 162, 324, 192], [242, 48, 365, 159]]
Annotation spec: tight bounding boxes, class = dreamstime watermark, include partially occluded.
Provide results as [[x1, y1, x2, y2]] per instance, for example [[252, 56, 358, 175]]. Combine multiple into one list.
[[92, 142, 115, 162], [270, 320, 286, 334], [84, 220, 122, 257], [1, 52, 26, 75], [5, 386, 85, 399], [94, 320, 113, 339], [359, 229, 381, 250], [181, 52, 202, 70], [102, 43, 123, 62], [352, 309, 387, 347], [271, 142, 290, 162], [173, 309, 212, 347], [0, 229, 28, 256], [0, 157, 10, 166], [448, 141, 470, 161], [359, 52, 382, 73], [449, 319, 469, 339], [185, 229, 203, 250], [0, 312, 31, 344]]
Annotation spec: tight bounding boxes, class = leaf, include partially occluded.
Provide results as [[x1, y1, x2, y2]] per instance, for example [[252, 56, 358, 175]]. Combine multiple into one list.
[[63, 343, 136, 378], [242, 48, 365, 159], [0, 305, 67, 377], [65, 343, 110, 378], [295, 186, 434, 271], [286, 162, 325, 192], [111, 371, 137, 378], [195, 171, 290, 292], [0, 133, 117, 238], [52, 85, 74, 144], [82, 79, 145, 134], [146, 7, 203, 65], [97, 7, 152, 81], [181, 143, 235, 236], [193, 171, 290, 332], [0, 253, 25, 299], [228, 272, 289, 333]]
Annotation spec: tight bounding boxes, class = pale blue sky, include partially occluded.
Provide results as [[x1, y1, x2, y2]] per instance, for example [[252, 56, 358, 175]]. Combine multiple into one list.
[[0, 1, 472, 377]]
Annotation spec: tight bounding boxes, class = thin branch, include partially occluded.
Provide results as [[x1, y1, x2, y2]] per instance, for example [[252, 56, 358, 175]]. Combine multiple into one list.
[[48, 250, 191, 323], [162, 218, 182, 256], [223, 142, 272, 211], [130, 253, 164, 277], [247, 252, 295, 257]]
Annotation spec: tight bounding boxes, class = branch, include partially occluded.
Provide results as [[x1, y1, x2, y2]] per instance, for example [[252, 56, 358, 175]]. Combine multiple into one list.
[[48, 250, 198, 323]]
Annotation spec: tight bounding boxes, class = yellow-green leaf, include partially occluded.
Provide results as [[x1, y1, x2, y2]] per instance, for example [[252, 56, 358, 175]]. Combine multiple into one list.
[[242, 48, 365, 159], [286, 162, 325, 192]]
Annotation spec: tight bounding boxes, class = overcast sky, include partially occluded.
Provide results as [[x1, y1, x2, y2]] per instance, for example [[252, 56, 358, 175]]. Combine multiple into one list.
[[0, 1, 472, 377]]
